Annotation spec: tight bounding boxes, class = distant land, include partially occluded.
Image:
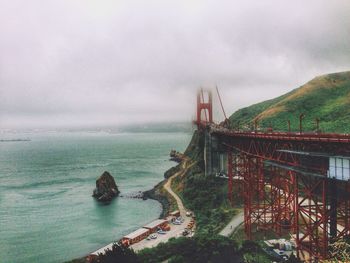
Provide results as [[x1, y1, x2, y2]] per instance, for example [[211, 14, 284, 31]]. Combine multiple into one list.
[[0, 122, 193, 134], [0, 139, 31, 142], [118, 122, 193, 133], [229, 71, 350, 133]]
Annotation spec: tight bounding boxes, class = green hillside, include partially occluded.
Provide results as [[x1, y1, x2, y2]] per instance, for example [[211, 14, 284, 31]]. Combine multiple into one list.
[[229, 71, 350, 133]]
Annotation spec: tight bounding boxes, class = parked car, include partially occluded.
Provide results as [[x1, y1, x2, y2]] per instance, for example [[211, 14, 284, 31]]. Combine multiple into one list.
[[176, 217, 184, 223], [163, 225, 171, 231], [157, 230, 166, 234], [150, 234, 157, 239], [182, 229, 190, 236]]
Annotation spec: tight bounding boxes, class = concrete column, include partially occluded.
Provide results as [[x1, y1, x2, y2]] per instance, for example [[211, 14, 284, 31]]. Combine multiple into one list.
[[204, 130, 212, 176]]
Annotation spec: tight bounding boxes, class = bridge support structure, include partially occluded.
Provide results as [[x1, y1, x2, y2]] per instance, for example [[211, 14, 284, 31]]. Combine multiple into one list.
[[204, 130, 213, 176], [196, 89, 213, 125], [227, 151, 233, 205], [240, 156, 295, 240], [222, 137, 350, 262], [196, 89, 217, 177], [194, 90, 350, 261], [294, 173, 329, 260], [227, 151, 244, 207]]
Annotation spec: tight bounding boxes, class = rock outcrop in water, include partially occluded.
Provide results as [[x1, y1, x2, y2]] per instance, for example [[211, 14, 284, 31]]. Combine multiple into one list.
[[92, 171, 120, 202], [169, 149, 184, 163]]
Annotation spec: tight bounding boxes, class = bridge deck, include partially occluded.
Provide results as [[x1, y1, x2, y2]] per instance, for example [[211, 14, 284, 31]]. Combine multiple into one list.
[[210, 125, 350, 143]]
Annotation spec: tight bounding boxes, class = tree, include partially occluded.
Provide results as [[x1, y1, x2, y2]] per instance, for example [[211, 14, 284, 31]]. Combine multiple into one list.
[[325, 237, 350, 262], [91, 243, 140, 263]]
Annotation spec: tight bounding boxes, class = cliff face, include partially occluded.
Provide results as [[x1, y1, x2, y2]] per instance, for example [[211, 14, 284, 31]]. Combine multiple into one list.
[[172, 130, 235, 234], [93, 171, 120, 202], [229, 71, 350, 133], [183, 130, 205, 169]]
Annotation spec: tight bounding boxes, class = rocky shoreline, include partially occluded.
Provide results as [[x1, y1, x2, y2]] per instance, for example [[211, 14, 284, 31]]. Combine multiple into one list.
[[120, 164, 180, 219], [142, 154, 183, 218], [121, 152, 183, 219], [119, 191, 144, 199], [143, 181, 170, 219]]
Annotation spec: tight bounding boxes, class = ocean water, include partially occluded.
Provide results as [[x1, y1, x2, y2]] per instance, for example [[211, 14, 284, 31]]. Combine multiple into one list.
[[0, 132, 191, 263]]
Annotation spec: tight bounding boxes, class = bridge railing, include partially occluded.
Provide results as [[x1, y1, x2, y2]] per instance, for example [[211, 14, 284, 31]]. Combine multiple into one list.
[[209, 124, 350, 143]]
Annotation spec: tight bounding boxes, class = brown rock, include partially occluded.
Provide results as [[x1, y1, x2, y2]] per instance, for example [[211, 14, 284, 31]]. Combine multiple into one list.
[[92, 171, 120, 202]]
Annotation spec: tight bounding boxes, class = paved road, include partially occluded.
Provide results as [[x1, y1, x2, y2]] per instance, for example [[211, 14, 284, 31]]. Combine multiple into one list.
[[219, 211, 244, 237]]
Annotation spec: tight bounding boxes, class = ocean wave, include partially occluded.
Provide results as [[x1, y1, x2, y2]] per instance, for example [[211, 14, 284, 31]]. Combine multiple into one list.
[[51, 162, 111, 172], [2, 162, 111, 175], [6, 177, 88, 190], [74, 163, 111, 170], [26, 189, 69, 199]]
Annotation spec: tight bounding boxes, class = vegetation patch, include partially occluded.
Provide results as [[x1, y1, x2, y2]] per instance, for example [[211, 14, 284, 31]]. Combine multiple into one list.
[[164, 163, 181, 179], [172, 130, 236, 234], [143, 180, 178, 218], [181, 164, 235, 234], [138, 234, 242, 263], [230, 71, 350, 133]]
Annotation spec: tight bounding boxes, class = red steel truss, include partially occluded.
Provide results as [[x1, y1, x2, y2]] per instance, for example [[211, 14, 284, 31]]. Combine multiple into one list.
[[217, 127, 350, 261], [227, 151, 233, 206], [194, 93, 350, 261], [240, 156, 296, 240], [228, 152, 245, 207], [196, 89, 213, 126]]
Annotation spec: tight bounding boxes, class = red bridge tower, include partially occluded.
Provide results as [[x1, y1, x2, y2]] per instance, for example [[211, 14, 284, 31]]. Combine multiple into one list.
[[196, 89, 213, 126]]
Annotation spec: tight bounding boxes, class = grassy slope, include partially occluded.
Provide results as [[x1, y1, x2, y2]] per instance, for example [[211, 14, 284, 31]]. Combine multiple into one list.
[[170, 130, 275, 263], [137, 130, 244, 263], [229, 71, 350, 133], [180, 130, 236, 235]]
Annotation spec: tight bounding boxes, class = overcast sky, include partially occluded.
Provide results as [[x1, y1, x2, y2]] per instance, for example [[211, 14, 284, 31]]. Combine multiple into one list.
[[1, 0, 350, 129]]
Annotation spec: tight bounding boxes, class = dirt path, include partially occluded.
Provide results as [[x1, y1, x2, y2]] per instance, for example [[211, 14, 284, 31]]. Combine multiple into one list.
[[130, 158, 195, 252], [163, 159, 192, 215]]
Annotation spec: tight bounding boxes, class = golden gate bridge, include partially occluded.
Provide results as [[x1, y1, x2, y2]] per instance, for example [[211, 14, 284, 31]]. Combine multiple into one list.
[[195, 88, 350, 261]]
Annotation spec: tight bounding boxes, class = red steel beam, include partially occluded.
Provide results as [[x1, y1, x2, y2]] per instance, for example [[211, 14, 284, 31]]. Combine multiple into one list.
[[228, 150, 233, 206], [198, 99, 350, 261], [218, 128, 350, 261], [211, 125, 350, 144]]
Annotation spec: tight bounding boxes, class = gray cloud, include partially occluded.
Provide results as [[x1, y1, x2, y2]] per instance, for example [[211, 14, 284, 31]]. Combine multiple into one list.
[[1, 0, 350, 128]]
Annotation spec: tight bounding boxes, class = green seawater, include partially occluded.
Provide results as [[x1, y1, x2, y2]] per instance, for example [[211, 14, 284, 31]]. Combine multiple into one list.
[[0, 132, 191, 263]]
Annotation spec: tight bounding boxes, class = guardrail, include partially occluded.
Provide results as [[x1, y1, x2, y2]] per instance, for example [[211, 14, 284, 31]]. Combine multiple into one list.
[[209, 124, 350, 143]]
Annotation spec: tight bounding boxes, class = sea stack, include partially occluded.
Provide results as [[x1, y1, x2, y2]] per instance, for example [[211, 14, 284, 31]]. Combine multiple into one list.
[[92, 171, 120, 202]]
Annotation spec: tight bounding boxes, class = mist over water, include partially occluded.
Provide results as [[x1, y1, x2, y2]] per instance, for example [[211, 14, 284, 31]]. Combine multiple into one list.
[[0, 132, 191, 263]]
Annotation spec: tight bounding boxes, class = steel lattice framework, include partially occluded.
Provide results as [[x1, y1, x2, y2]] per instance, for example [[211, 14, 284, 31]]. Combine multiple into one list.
[[213, 126, 350, 261], [195, 91, 350, 261]]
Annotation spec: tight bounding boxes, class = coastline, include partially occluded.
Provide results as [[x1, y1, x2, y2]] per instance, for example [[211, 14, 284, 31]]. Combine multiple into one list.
[[67, 160, 181, 263], [143, 163, 181, 219], [142, 152, 184, 218], [66, 154, 182, 263], [87, 156, 193, 259], [143, 181, 170, 219]]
